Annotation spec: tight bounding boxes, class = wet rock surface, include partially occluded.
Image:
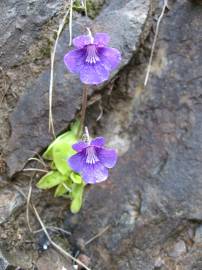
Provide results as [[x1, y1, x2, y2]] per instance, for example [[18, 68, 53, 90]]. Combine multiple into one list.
[[0, 0, 202, 269]]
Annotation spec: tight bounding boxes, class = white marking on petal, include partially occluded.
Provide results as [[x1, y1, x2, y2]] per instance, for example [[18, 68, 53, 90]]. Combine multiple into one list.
[[85, 45, 100, 64], [86, 146, 99, 164]]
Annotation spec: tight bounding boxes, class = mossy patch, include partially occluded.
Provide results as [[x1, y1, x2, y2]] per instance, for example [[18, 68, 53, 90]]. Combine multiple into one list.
[[74, 0, 105, 19]]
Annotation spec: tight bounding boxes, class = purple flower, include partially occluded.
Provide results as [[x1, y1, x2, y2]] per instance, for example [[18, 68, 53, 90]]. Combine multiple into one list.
[[64, 32, 121, 85], [68, 137, 117, 184]]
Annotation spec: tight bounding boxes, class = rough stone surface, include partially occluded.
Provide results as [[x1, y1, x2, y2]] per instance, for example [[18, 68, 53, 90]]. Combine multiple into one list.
[[36, 248, 72, 270], [0, 247, 35, 270], [5, 0, 150, 177], [62, 1, 202, 269], [0, 0, 64, 68], [1, 0, 202, 269], [0, 188, 24, 224], [168, 240, 187, 258], [0, 250, 8, 270], [194, 225, 202, 243]]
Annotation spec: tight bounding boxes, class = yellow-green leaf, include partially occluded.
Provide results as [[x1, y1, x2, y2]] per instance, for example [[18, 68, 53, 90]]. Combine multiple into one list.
[[36, 171, 67, 189], [43, 130, 76, 160], [70, 183, 85, 214], [70, 172, 82, 184], [52, 140, 76, 176], [70, 120, 81, 137], [54, 179, 72, 197]]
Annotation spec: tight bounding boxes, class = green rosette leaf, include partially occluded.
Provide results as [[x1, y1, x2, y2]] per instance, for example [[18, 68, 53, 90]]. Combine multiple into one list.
[[70, 120, 81, 137], [43, 120, 80, 160], [70, 172, 82, 184], [70, 182, 85, 214], [36, 171, 67, 189], [52, 140, 75, 176], [43, 131, 72, 160], [54, 179, 72, 197]]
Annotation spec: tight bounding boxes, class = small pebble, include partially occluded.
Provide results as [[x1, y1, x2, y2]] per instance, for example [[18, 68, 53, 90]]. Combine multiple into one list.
[[169, 240, 187, 258]]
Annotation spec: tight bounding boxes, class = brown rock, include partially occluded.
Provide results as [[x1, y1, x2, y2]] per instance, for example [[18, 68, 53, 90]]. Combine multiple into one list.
[[36, 249, 72, 270], [0, 188, 24, 224]]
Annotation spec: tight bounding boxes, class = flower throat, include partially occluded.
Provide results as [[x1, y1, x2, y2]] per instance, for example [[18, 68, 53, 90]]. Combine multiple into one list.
[[85, 45, 100, 64]]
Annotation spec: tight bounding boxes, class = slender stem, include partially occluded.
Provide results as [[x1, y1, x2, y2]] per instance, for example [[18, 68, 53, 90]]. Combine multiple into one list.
[[84, 0, 88, 16], [79, 84, 88, 137], [69, 0, 73, 46], [85, 126, 90, 142], [144, 0, 167, 87]]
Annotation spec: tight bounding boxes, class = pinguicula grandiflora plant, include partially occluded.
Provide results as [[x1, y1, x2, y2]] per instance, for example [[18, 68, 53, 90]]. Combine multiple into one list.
[[37, 29, 121, 214], [36, 121, 85, 213]]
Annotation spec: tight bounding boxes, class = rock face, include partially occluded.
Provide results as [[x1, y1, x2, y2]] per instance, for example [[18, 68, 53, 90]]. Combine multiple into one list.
[[5, 0, 150, 177], [63, 1, 202, 269], [0, 0, 63, 68], [1, 0, 202, 269], [36, 248, 72, 270], [0, 188, 24, 224]]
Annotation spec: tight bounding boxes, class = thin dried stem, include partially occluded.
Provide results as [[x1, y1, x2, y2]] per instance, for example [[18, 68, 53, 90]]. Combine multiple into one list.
[[45, 226, 71, 236], [33, 226, 71, 236], [49, 3, 71, 137], [144, 0, 168, 87], [32, 205, 91, 270], [84, 0, 88, 16], [84, 126, 90, 142], [96, 100, 103, 121], [85, 225, 110, 246], [78, 84, 88, 137], [26, 179, 33, 233], [69, 0, 74, 46], [14, 183, 91, 270], [23, 168, 49, 173], [28, 157, 47, 168]]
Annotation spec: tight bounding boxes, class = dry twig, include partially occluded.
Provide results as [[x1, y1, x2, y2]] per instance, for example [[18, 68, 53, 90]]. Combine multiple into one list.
[[23, 168, 49, 173], [49, 2, 73, 136], [14, 183, 91, 270], [69, 0, 74, 46], [85, 225, 110, 246], [144, 0, 168, 87]]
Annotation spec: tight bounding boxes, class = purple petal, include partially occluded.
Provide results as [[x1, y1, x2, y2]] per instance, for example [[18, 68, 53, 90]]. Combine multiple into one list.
[[99, 47, 121, 71], [79, 63, 109, 85], [64, 49, 85, 74], [97, 148, 117, 168], [94, 33, 110, 47], [73, 35, 92, 48], [68, 152, 85, 173], [72, 141, 88, 152], [82, 162, 108, 184], [91, 137, 105, 147]]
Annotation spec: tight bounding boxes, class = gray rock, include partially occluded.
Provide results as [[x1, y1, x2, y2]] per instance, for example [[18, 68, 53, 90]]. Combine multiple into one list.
[[63, 1, 202, 269], [0, 248, 34, 270], [36, 248, 72, 270], [194, 225, 202, 243], [2, 0, 202, 269], [5, 0, 150, 177], [0, 0, 64, 68], [168, 240, 187, 258], [177, 247, 202, 270], [0, 188, 24, 224], [0, 250, 8, 270]]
